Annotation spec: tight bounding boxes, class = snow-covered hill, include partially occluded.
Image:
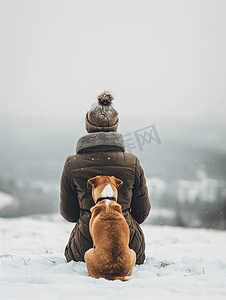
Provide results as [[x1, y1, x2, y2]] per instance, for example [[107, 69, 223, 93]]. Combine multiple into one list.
[[146, 166, 226, 204], [0, 191, 17, 210], [0, 214, 225, 299]]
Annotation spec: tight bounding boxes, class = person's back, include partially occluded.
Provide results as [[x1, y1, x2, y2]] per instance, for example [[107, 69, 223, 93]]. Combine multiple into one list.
[[60, 91, 151, 264]]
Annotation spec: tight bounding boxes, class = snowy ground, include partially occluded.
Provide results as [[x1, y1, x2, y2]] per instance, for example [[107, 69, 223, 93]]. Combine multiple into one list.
[[0, 214, 226, 300]]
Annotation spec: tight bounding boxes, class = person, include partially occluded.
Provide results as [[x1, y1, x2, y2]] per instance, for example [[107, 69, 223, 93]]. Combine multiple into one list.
[[60, 91, 151, 265]]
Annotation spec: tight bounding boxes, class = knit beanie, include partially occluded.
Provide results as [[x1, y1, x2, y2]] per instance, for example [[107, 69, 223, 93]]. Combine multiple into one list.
[[85, 91, 119, 133]]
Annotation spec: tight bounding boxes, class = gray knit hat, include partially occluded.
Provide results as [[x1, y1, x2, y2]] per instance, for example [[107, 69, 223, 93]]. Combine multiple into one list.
[[85, 91, 119, 133]]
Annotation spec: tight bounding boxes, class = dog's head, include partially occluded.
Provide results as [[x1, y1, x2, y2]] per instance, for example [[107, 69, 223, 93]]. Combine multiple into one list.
[[87, 175, 123, 204]]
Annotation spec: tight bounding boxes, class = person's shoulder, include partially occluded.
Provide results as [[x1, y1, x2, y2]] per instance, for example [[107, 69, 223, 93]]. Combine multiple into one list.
[[123, 149, 141, 158], [123, 152, 140, 165], [123, 151, 137, 159], [63, 155, 77, 168], [64, 155, 76, 162]]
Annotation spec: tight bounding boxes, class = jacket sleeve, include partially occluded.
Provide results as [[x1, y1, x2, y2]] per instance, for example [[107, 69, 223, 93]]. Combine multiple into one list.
[[60, 157, 80, 223], [131, 157, 151, 224]]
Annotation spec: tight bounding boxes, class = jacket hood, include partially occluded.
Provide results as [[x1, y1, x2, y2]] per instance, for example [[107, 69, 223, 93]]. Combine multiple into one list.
[[76, 132, 126, 154]]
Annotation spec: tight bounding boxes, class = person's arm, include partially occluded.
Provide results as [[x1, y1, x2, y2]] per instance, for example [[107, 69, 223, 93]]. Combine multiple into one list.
[[60, 157, 80, 222], [130, 157, 151, 224]]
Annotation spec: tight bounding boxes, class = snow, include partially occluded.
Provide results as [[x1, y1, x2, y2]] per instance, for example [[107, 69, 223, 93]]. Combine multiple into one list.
[[150, 207, 176, 220], [0, 191, 16, 209], [89, 101, 116, 121], [0, 214, 226, 300], [146, 167, 226, 204]]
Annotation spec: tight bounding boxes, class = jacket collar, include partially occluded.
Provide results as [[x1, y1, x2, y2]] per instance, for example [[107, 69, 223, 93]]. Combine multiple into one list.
[[76, 132, 126, 154]]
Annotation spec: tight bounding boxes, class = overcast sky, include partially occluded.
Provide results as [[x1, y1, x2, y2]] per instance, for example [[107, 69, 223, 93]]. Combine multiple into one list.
[[0, 0, 226, 122]]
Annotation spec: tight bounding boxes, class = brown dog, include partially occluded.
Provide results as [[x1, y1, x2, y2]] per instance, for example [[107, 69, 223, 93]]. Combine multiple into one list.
[[84, 175, 136, 281]]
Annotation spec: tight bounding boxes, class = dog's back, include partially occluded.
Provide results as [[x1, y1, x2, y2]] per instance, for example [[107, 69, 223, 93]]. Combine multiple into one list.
[[85, 175, 136, 281], [87, 200, 132, 280]]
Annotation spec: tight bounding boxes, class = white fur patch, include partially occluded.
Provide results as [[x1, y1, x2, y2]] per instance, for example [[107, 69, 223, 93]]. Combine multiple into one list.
[[101, 184, 114, 198], [105, 199, 110, 211]]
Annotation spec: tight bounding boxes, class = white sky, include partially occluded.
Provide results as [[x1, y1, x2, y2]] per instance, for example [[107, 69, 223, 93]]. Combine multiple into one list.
[[0, 0, 226, 122]]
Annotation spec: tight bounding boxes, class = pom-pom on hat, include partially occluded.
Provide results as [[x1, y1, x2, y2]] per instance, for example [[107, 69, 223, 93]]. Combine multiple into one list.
[[85, 91, 119, 133]]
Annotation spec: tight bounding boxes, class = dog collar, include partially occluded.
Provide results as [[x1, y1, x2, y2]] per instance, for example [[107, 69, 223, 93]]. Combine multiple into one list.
[[96, 197, 116, 204]]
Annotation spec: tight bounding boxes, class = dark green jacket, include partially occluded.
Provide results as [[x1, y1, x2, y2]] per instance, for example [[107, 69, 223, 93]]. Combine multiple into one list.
[[60, 132, 151, 264]]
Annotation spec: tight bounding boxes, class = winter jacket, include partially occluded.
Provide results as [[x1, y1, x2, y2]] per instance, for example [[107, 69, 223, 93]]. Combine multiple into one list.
[[60, 132, 151, 265]]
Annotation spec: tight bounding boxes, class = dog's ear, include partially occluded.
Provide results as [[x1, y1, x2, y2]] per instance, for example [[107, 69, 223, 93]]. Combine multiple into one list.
[[112, 176, 123, 189], [87, 176, 99, 189]]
